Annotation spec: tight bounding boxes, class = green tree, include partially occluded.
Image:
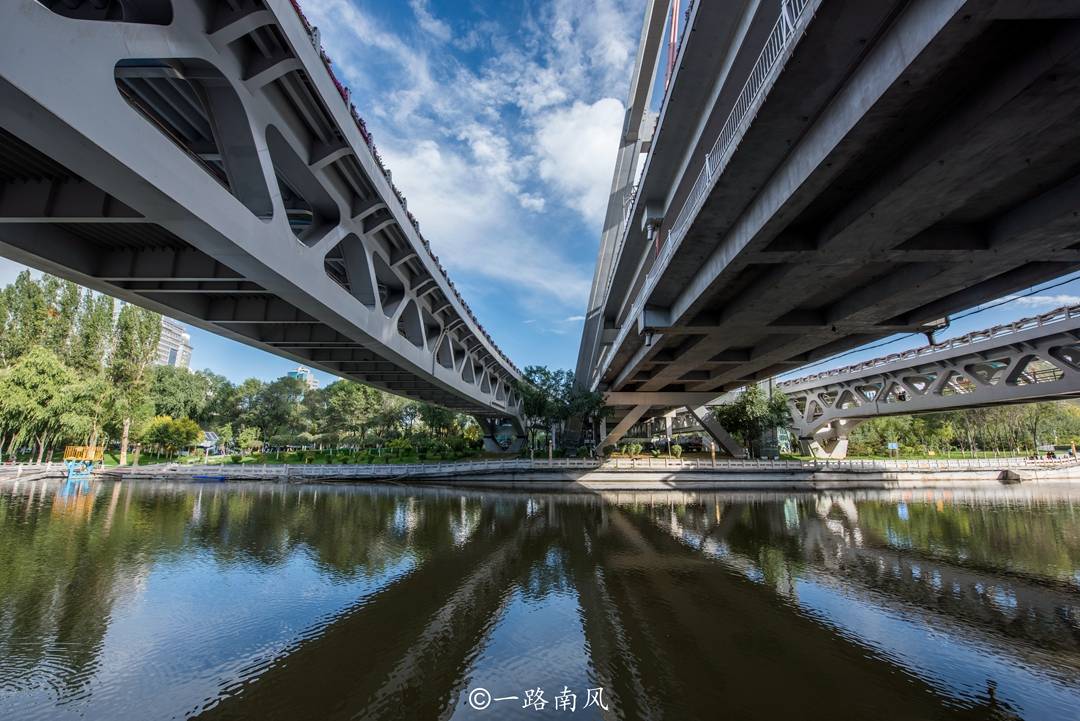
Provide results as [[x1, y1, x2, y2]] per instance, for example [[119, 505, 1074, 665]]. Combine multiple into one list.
[[237, 426, 262, 454], [1, 271, 47, 365], [712, 385, 790, 457], [251, 376, 307, 438], [216, 422, 233, 451], [323, 380, 381, 444], [419, 402, 455, 437], [109, 304, 161, 465], [196, 370, 238, 425], [150, 365, 210, 419], [0, 347, 82, 461], [45, 279, 81, 355], [72, 293, 116, 374]]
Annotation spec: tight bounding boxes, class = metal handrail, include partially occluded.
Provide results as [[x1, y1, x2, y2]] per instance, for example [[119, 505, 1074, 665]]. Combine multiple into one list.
[[780, 304, 1080, 388], [655, 0, 812, 285]]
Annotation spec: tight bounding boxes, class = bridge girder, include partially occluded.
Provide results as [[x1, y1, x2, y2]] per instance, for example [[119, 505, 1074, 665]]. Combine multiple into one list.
[[0, 0, 520, 422]]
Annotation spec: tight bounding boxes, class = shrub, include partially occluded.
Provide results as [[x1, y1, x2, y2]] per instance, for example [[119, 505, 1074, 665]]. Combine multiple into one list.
[[576, 446, 590, 458], [671, 444, 683, 459], [230, 454, 242, 464]]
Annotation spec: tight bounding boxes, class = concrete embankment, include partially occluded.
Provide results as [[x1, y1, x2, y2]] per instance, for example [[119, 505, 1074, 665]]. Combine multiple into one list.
[[99, 460, 1080, 492]]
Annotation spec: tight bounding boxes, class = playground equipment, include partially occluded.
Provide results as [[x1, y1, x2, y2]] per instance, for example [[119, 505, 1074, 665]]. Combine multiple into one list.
[[63, 446, 104, 486]]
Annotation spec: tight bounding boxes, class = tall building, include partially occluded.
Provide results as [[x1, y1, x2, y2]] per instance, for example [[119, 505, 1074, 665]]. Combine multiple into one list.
[[287, 365, 319, 390], [156, 317, 193, 369]]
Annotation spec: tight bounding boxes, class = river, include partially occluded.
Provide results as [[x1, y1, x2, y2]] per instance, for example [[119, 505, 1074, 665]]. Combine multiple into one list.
[[1, 479, 1078, 720]]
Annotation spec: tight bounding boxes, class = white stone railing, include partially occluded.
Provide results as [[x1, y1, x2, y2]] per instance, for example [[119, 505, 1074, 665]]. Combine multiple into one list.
[[96, 454, 1080, 480]]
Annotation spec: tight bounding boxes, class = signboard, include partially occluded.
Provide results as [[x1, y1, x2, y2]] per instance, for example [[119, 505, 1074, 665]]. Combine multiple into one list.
[[887, 442, 899, 450]]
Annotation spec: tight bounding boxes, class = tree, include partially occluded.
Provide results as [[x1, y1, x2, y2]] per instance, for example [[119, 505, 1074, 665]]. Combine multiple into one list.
[[237, 426, 262, 454], [72, 292, 116, 374], [419, 402, 455, 437], [216, 422, 234, 452], [143, 415, 201, 454], [1, 271, 47, 365], [251, 376, 307, 438], [712, 385, 790, 457], [196, 370, 238, 425], [1021, 401, 1066, 452], [150, 365, 210, 419], [109, 304, 161, 465], [234, 377, 267, 429], [512, 365, 596, 451], [45, 279, 81, 355], [0, 347, 81, 461], [322, 380, 381, 444]]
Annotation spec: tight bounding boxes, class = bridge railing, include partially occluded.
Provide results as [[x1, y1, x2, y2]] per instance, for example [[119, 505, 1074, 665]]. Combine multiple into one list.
[[94, 454, 1080, 480], [653, 0, 814, 286], [780, 304, 1080, 388]]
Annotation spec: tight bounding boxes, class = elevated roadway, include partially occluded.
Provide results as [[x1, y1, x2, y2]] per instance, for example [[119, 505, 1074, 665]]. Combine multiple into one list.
[[579, 0, 1080, 446], [0, 0, 523, 443]]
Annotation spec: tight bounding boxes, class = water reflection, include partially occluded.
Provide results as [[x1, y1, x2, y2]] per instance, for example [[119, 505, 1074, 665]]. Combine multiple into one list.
[[0, 480, 1077, 720]]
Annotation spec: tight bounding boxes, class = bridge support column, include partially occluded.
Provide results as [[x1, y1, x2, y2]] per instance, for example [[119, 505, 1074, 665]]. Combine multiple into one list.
[[798, 420, 862, 459], [687, 406, 747, 458], [475, 416, 526, 454], [599, 404, 650, 451]]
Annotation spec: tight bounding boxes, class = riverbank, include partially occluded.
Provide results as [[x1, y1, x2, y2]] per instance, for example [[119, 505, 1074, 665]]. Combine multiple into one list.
[[96, 457, 1080, 491]]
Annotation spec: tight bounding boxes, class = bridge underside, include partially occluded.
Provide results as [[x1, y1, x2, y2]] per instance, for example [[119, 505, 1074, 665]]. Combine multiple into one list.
[[0, 0, 521, 421], [592, 1, 1080, 427]]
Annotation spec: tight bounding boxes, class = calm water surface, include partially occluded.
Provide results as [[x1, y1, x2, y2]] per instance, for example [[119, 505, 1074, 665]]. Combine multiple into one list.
[[1, 479, 1079, 720]]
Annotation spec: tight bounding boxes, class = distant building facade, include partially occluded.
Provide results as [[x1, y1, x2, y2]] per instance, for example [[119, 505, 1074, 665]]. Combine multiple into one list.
[[288, 365, 319, 390], [155, 317, 193, 369]]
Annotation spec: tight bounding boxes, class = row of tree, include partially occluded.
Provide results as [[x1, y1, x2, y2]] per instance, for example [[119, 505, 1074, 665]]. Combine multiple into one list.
[[0, 272, 161, 463], [846, 402, 1080, 456], [149, 365, 482, 453], [0, 272, 491, 462]]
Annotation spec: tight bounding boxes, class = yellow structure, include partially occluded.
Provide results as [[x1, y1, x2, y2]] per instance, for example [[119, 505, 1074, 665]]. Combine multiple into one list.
[[63, 446, 105, 462]]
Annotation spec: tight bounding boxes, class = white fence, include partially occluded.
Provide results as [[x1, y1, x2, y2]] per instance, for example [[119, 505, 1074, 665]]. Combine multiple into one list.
[[101, 454, 1080, 481], [0, 462, 60, 479]]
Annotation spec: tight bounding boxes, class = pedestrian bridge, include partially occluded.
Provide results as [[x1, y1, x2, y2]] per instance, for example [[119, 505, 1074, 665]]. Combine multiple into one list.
[[780, 305, 1080, 457], [0, 0, 522, 435]]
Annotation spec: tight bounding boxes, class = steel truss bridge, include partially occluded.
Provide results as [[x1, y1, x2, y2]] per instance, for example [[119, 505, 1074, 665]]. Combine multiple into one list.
[[779, 305, 1080, 457], [0, 0, 524, 448]]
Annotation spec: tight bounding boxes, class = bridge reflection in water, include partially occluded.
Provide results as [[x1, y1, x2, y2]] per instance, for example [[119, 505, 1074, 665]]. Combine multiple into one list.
[[0, 481, 1078, 720]]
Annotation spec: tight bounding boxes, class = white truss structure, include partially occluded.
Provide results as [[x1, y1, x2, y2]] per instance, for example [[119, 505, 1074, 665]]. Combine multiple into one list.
[[779, 306, 1080, 457]]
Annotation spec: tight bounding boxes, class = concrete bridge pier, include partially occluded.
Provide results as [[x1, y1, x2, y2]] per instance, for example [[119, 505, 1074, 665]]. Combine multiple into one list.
[[686, 406, 747, 459], [798, 419, 864, 460], [476, 416, 526, 454]]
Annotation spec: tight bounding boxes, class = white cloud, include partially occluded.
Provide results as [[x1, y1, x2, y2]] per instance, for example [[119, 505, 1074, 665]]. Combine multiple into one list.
[[382, 139, 591, 307], [536, 99, 625, 230], [409, 0, 452, 43], [297, 0, 640, 314], [1010, 293, 1080, 308], [564, 315, 586, 322]]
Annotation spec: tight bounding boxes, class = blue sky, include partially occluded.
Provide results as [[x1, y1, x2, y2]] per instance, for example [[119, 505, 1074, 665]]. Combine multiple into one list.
[[2, 0, 1079, 387]]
